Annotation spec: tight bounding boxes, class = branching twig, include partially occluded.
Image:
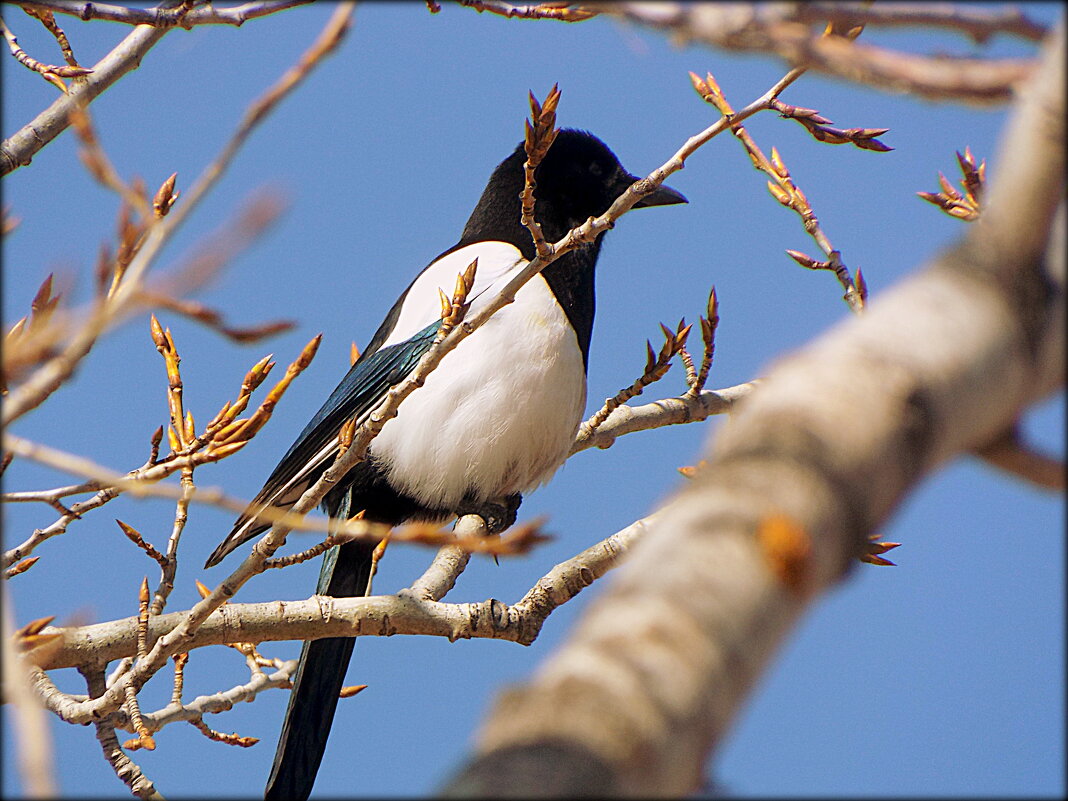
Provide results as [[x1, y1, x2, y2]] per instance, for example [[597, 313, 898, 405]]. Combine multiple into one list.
[[263, 535, 342, 570], [32, 511, 651, 673], [80, 666, 161, 800], [2, 0, 186, 175], [19, 0, 314, 28], [690, 34, 874, 313], [0, 14, 91, 92], [455, 0, 598, 23], [520, 84, 561, 258], [188, 716, 260, 748], [918, 147, 986, 221], [580, 319, 690, 438], [137, 291, 294, 343], [571, 381, 757, 454], [22, 4, 82, 67], [2, 2, 346, 425]]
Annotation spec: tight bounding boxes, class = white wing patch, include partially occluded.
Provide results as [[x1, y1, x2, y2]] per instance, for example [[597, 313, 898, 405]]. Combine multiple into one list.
[[381, 241, 526, 349]]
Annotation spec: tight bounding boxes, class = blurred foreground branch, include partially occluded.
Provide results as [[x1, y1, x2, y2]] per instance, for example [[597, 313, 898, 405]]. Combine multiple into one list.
[[442, 19, 1065, 797], [607, 2, 1040, 105]]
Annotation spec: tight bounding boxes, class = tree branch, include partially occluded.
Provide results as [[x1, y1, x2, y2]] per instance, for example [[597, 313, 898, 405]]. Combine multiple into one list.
[[18, 0, 313, 28], [607, 2, 1039, 105], [441, 19, 1065, 797], [1, 0, 185, 176], [571, 382, 756, 454], [794, 2, 1047, 43], [32, 509, 650, 674]]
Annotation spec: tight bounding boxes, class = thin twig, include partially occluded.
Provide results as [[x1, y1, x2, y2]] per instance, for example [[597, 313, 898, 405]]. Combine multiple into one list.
[[122, 578, 155, 751], [581, 320, 690, 437], [81, 665, 161, 800], [22, 4, 82, 66], [973, 425, 1065, 490], [520, 84, 561, 258], [690, 31, 871, 312], [0, 14, 91, 91], [455, 0, 598, 23]]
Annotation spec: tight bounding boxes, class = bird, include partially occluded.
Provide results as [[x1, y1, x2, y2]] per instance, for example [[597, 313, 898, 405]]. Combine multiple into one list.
[[204, 128, 686, 800]]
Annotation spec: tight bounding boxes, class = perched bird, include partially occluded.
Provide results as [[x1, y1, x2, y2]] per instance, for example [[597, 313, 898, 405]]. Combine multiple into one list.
[[205, 128, 685, 800]]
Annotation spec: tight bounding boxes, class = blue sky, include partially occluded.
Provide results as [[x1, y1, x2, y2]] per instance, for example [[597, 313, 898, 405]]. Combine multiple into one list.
[[3, 3, 1063, 797]]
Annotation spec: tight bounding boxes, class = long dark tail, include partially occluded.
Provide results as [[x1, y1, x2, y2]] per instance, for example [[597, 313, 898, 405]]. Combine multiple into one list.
[[264, 531, 374, 800]]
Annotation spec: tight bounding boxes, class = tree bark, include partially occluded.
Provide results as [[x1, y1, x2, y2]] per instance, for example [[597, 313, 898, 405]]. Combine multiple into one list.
[[442, 20, 1065, 798]]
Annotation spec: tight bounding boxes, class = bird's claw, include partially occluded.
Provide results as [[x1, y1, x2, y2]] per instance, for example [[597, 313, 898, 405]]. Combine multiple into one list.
[[456, 492, 521, 535]]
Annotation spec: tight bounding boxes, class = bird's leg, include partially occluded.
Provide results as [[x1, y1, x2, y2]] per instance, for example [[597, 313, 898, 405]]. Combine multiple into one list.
[[456, 492, 522, 535]]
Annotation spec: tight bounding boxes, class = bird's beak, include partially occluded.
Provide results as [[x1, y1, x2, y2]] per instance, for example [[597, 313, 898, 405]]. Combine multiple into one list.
[[633, 182, 687, 208]]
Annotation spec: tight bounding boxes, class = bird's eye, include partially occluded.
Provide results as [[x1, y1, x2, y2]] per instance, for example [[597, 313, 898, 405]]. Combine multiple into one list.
[[589, 161, 603, 176]]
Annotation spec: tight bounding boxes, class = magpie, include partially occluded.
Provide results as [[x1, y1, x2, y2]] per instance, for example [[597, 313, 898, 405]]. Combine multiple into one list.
[[204, 128, 685, 800]]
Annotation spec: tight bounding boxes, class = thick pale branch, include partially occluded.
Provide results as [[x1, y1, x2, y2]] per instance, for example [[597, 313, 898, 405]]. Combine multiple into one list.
[[32, 511, 646, 673], [571, 382, 756, 454], [18, 0, 313, 28], [795, 2, 1047, 42], [29, 594, 527, 676], [442, 20, 1065, 797]]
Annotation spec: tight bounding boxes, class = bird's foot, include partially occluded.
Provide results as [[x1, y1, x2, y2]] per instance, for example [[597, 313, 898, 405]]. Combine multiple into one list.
[[456, 493, 522, 535]]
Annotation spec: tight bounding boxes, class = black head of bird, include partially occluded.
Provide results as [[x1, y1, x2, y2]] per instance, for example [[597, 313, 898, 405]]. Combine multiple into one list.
[[459, 128, 686, 257]]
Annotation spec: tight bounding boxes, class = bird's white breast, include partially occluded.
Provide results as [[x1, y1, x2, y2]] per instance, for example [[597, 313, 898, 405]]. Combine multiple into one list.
[[371, 242, 586, 508]]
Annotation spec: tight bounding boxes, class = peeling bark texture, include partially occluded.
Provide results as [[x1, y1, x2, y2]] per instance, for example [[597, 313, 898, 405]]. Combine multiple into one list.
[[442, 20, 1065, 799]]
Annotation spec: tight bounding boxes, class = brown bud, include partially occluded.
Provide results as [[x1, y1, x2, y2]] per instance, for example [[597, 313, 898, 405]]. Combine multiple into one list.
[[153, 172, 178, 217], [786, 249, 818, 269]]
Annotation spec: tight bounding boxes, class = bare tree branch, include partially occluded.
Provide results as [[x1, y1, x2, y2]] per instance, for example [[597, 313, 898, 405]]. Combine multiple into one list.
[[973, 424, 1065, 490], [572, 382, 756, 454], [32, 511, 649, 673], [441, 19, 1065, 797], [2, 0, 184, 175], [1, 0, 352, 425], [606, 2, 1039, 105], [18, 0, 313, 28], [794, 2, 1047, 43], [1, 1, 319, 175]]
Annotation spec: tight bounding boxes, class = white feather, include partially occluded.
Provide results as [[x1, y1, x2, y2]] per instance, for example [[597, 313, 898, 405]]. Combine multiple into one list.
[[381, 241, 534, 348], [372, 243, 586, 507]]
